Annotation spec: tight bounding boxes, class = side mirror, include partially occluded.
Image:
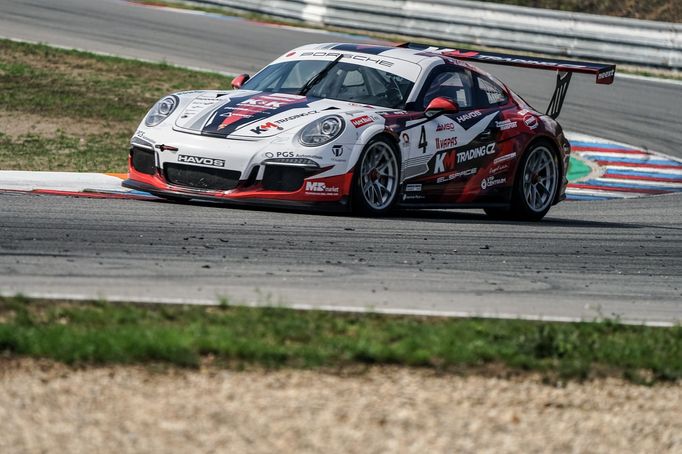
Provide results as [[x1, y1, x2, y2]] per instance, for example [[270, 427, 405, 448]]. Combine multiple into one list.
[[231, 73, 250, 89], [424, 97, 459, 118]]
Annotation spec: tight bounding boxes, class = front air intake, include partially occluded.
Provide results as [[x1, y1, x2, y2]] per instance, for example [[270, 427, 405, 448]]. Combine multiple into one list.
[[164, 163, 240, 191], [262, 165, 306, 192], [130, 147, 156, 175]]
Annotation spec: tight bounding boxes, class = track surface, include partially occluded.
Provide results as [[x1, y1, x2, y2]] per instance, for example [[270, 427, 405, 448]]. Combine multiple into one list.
[[1, 192, 681, 324], [0, 0, 681, 323]]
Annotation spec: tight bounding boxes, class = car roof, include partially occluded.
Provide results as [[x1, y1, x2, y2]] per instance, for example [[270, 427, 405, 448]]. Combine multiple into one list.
[[288, 42, 462, 67]]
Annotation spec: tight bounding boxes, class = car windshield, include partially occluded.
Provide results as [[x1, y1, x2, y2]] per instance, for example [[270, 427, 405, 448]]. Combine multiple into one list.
[[242, 60, 415, 109]]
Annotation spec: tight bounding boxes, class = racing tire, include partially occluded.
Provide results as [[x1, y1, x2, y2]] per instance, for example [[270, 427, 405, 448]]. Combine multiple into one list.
[[352, 136, 401, 216], [485, 141, 559, 222]]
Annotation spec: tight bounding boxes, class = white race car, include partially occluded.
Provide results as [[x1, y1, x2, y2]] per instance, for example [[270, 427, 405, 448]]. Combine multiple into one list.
[[124, 43, 614, 220]]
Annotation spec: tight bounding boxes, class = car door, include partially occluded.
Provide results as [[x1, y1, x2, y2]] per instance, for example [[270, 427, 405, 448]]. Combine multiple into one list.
[[402, 66, 503, 203]]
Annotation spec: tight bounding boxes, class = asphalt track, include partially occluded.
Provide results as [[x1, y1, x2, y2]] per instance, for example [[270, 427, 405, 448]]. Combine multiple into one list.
[[1, 0, 681, 324]]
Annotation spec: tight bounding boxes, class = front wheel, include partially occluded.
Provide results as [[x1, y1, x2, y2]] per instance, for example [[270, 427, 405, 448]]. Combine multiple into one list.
[[352, 137, 400, 216], [485, 142, 559, 221]]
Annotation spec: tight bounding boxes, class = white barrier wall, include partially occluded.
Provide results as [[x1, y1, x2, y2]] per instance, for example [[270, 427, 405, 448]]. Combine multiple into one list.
[[196, 0, 682, 68]]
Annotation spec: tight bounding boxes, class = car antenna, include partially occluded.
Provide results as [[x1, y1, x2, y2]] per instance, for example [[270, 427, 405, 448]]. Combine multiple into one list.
[[298, 54, 343, 96]]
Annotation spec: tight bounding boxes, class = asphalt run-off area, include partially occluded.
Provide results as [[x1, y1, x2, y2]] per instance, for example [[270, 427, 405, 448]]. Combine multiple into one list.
[[0, 0, 681, 325]]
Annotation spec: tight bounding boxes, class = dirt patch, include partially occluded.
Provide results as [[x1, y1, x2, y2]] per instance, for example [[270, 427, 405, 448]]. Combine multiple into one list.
[[0, 110, 132, 138], [0, 359, 679, 453]]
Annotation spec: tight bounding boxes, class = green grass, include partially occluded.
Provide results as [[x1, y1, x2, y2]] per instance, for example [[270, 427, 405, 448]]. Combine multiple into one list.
[[0, 132, 133, 172], [1, 296, 681, 384], [0, 39, 231, 172], [0, 33, 678, 174]]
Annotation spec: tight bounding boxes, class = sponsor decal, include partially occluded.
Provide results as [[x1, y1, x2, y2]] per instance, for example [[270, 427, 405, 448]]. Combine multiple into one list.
[[445, 50, 480, 58], [265, 151, 295, 158], [435, 136, 458, 151], [177, 155, 225, 167], [332, 145, 344, 157], [436, 167, 476, 184], [299, 51, 394, 67], [400, 132, 410, 147], [456, 110, 482, 123], [250, 122, 284, 135], [488, 163, 510, 175], [523, 115, 538, 130], [351, 115, 374, 128], [275, 110, 318, 124], [477, 55, 586, 70], [212, 94, 305, 132], [598, 69, 615, 80], [241, 98, 289, 109], [493, 152, 517, 165], [296, 153, 323, 160], [175, 90, 202, 96], [402, 194, 426, 201], [305, 181, 340, 194], [405, 184, 422, 192], [434, 144, 496, 174], [480, 176, 506, 190], [434, 151, 457, 174], [456, 143, 496, 164], [181, 95, 225, 119], [496, 120, 517, 131], [348, 103, 375, 109], [435, 122, 456, 132]]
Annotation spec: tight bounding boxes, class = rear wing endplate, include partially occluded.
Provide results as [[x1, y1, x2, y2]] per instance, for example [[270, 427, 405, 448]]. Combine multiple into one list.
[[397, 43, 616, 119]]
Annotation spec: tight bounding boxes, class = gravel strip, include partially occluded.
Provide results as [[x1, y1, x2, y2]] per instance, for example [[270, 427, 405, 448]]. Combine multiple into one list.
[[0, 359, 680, 453]]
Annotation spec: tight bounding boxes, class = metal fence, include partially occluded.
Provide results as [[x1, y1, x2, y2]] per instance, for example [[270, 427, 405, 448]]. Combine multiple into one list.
[[195, 0, 682, 69]]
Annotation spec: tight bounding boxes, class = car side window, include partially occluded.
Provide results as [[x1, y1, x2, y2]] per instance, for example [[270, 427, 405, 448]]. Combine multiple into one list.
[[473, 75, 508, 107], [422, 69, 474, 109]]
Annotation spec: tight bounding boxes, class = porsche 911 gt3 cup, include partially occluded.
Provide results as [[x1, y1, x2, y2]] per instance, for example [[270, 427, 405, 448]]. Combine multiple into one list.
[[124, 43, 615, 220]]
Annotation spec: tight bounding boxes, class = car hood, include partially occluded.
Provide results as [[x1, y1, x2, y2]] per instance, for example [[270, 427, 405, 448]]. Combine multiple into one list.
[[173, 90, 383, 139]]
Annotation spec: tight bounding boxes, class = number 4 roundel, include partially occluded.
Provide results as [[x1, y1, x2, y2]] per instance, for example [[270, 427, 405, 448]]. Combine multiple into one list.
[[418, 125, 427, 153]]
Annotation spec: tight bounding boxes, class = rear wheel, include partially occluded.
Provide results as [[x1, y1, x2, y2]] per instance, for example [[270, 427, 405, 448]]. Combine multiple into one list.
[[485, 142, 559, 221], [352, 137, 400, 216]]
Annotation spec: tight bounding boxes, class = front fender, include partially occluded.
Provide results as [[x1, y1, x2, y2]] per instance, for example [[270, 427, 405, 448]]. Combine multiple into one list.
[[343, 124, 392, 174]]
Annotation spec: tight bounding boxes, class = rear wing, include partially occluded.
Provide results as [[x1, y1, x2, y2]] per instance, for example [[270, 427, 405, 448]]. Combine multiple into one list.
[[397, 43, 616, 119]]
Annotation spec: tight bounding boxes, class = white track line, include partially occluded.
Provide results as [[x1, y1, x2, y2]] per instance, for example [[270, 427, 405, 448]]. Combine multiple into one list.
[[565, 188, 648, 199], [617, 72, 682, 87], [595, 177, 682, 188], [1, 290, 675, 327], [606, 166, 682, 175]]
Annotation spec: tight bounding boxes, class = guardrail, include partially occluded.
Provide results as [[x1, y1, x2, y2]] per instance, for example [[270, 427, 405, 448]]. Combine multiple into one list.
[[195, 0, 682, 69]]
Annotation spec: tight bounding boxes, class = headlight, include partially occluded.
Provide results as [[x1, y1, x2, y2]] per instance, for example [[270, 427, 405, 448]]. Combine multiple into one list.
[[297, 115, 345, 147], [144, 95, 179, 127]]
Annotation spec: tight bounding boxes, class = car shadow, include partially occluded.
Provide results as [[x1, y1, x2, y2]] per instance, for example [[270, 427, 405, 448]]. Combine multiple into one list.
[[388, 209, 640, 229], [152, 197, 641, 230]]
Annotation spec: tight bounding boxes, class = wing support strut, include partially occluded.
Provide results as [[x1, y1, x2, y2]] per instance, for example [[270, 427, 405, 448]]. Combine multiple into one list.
[[546, 71, 572, 119]]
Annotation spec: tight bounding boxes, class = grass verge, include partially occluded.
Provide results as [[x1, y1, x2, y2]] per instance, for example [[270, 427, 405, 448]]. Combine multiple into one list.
[[1, 296, 680, 384], [0, 35, 677, 176], [0, 39, 231, 172]]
